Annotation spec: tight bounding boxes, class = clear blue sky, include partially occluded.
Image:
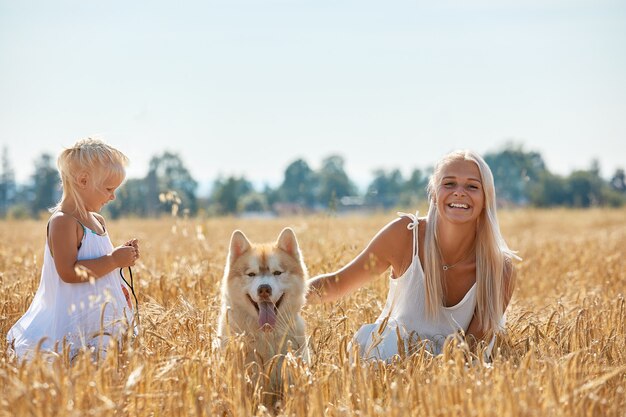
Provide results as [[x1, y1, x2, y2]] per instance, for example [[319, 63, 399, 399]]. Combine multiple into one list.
[[1, 0, 625, 191]]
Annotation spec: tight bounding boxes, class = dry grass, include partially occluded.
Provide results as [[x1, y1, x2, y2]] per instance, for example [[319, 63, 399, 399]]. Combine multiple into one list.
[[1, 209, 625, 416]]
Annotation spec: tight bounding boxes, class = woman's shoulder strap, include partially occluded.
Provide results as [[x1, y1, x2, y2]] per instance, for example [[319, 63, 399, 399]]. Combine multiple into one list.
[[396, 211, 418, 228], [396, 211, 421, 257]]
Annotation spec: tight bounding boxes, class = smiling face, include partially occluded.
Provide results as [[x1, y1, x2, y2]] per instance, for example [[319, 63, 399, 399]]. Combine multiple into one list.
[[224, 228, 308, 333], [435, 159, 485, 225]]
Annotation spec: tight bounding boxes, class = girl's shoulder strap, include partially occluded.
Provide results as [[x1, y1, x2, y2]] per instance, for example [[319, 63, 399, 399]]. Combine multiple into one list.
[[47, 212, 85, 257], [92, 212, 107, 234], [47, 211, 83, 234]]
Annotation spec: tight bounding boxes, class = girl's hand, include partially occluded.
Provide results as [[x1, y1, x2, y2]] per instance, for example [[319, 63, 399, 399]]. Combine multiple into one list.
[[124, 238, 140, 260], [112, 244, 139, 268]]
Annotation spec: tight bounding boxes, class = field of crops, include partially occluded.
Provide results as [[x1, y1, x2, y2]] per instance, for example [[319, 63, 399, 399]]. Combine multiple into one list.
[[1, 209, 625, 416]]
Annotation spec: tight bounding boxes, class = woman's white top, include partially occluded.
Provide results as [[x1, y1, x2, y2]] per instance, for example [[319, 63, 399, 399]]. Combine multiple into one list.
[[352, 212, 500, 361], [7, 222, 133, 360]]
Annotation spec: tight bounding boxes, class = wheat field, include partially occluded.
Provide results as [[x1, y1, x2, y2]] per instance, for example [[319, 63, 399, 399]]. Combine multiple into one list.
[[1, 209, 625, 416]]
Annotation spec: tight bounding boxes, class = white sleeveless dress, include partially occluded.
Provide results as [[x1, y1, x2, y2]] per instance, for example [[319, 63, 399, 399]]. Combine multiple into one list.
[[352, 212, 501, 361], [7, 222, 134, 360]]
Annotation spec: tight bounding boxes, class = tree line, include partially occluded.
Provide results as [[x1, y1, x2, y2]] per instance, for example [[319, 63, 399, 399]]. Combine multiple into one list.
[[0, 144, 624, 219]]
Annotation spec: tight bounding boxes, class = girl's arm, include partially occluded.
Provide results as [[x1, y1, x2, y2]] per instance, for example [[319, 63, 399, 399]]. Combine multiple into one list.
[[306, 217, 413, 304], [465, 257, 516, 343], [48, 214, 138, 284]]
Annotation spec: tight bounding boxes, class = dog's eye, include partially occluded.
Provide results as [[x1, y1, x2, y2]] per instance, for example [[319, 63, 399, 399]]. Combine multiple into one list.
[[247, 272, 256, 277], [273, 271, 282, 276]]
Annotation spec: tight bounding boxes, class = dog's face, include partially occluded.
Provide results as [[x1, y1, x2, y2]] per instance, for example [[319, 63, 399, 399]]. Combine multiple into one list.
[[223, 228, 308, 332]]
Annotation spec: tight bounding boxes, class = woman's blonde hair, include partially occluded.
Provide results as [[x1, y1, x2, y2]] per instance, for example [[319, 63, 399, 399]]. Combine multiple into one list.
[[52, 138, 128, 219], [423, 150, 518, 337]]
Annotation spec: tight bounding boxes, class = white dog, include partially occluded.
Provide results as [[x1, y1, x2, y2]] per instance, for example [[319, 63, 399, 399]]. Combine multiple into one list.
[[217, 227, 309, 392]]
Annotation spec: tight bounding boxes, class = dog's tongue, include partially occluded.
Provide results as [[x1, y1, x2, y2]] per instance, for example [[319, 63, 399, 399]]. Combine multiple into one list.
[[258, 301, 276, 330]]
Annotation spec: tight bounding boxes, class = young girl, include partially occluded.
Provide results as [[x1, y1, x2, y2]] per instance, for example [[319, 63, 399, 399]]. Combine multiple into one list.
[[308, 150, 518, 360], [7, 138, 140, 361]]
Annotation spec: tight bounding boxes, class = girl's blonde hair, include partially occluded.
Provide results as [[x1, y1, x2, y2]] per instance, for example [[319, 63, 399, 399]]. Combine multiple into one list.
[[52, 138, 129, 219], [423, 150, 518, 337]]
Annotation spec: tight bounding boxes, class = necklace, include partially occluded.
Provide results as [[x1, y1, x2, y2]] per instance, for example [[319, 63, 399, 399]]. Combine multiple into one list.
[[441, 244, 475, 271]]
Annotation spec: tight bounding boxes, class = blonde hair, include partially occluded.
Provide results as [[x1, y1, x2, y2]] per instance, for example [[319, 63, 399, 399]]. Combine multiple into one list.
[[423, 150, 518, 336], [52, 138, 129, 219]]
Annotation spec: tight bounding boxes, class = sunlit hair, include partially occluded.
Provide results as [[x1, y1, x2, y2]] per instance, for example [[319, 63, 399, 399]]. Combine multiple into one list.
[[423, 150, 519, 337], [52, 138, 128, 220]]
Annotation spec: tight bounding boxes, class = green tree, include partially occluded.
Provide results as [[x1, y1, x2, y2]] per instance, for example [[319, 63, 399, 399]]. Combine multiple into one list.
[[529, 165, 623, 208], [528, 171, 569, 207], [610, 169, 625, 193], [566, 169, 605, 207], [31, 153, 60, 216], [399, 168, 429, 207], [317, 155, 357, 208], [262, 183, 280, 209], [146, 152, 198, 215], [210, 176, 254, 214], [0, 146, 16, 217], [365, 169, 404, 208], [105, 178, 151, 219], [484, 144, 546, 205], [109, 152, 197, 217], [237, 192, 269, 213], [278, 159, 318, 207]]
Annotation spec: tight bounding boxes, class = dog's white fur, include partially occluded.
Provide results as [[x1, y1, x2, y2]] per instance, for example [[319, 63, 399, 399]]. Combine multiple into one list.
[[217, 228, 309, 371]]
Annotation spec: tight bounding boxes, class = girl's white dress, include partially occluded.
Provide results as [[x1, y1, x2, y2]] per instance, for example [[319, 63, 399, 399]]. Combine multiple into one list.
[[352, 212, 502, 361], [7, 222, 134, 360]]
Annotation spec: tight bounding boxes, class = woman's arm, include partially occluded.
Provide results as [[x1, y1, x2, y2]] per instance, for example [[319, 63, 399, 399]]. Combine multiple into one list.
[[307, 217, 413, 304]]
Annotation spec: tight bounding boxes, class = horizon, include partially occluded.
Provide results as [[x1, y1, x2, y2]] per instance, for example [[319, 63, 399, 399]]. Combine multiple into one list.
[[0, 140, 618, 199]]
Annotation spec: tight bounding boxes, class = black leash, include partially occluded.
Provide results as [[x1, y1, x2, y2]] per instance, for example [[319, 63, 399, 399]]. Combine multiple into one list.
[[120, 267, 140, 326]]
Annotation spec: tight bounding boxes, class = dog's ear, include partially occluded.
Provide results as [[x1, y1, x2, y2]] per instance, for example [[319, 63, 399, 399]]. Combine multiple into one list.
[[229, 230, 251, 262], [276, 227, 301, 259]]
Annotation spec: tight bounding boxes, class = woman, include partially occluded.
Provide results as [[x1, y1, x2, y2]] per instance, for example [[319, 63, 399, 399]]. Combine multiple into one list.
[[307, 150, 518, 360]]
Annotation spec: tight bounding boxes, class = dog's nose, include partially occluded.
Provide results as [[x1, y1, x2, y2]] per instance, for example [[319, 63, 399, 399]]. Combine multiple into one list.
[[257, 284, 272, 299]]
